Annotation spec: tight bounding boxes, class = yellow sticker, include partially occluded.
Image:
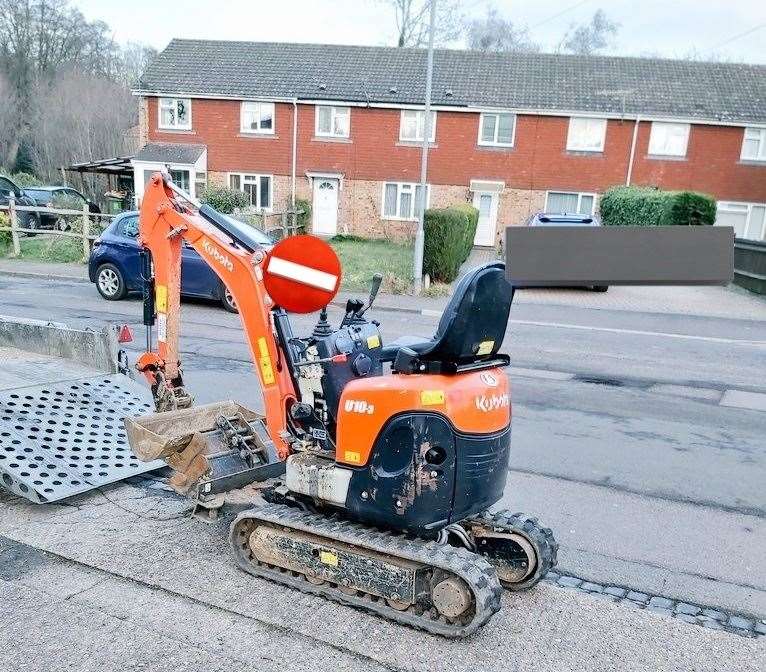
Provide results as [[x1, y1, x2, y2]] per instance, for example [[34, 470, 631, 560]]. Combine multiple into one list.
[[155, 284, 167, 313], [421, 390, 445, 406], [319, 550, 338, 567], [257, 337, 275, 385], [344, 450, 361, 464], [366, 334, 381, 349], [476, 340, 495, 356]]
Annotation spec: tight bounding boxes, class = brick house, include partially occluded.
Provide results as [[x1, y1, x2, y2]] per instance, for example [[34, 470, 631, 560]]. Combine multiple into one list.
[[132, 39, 766, 244]]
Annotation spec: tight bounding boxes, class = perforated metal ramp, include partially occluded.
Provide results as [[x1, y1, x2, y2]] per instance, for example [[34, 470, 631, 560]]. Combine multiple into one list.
[[0, 374, 163, 503]]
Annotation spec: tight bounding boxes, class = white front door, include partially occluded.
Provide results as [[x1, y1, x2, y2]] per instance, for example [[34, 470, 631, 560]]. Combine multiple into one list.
[[472, 191, 499, 246], [312, 179, 339, 235]]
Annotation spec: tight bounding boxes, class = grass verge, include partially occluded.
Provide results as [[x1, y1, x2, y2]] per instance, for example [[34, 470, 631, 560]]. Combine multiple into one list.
[[1, 235, 84, 263], [330, 235, 412, 293]]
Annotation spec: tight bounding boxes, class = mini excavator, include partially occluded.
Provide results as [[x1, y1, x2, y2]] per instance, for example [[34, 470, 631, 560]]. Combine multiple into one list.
[[125, 173, 557, 637]]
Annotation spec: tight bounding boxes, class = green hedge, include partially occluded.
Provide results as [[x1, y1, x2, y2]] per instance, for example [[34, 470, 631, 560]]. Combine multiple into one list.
[[295, 198, 311, 233], [423, 205, 479, 283], [200, 185, 249, 213], [599, 186, 716, 227]]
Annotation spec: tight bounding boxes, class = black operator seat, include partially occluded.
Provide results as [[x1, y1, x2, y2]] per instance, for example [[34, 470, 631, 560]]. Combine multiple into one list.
[[380, 262, 513, 365]]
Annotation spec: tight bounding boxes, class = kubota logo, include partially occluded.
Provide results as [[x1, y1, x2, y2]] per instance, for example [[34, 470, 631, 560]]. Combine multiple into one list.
[[345, 399, 375, 414], [202, 240, 233, 272], [480, 372, 498, 387], [475, 394, 510, 412]]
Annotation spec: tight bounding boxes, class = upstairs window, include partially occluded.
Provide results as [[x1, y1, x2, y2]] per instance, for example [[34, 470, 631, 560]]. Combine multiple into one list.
[[158, 98, 191, 130], [648, 122, 690, 157], [741, 127, 766, 162], [382, 182, 430, 220], [316, 105, 350, 138], [229, 173, 272, 210], [241, 102, 275, 134], [567, 117, 607, 152], [479, 112, 516, 147], [399, 110, 436, 142]]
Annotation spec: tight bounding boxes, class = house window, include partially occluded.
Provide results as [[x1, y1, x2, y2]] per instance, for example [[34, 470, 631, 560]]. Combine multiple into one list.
[[241, 102, 275, 134], [478, 112, 516, 146], [567, 117, 607, 152], [741, 127, 766, 162], [158, 98, 191, 130], [194, 172, 207, 196], [399, 110, 436, 142], [382, 182, 430, 220], [717, 201, 766, 241], [648, 122, 690, 157], [316, 105, 350, 138], [546, 191, 595, 215], [169, 169, 190, 193], [229, 173, 273, 210]]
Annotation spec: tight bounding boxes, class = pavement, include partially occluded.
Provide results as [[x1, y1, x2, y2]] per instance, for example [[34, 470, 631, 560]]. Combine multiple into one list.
[[1, 259, 766, 669]]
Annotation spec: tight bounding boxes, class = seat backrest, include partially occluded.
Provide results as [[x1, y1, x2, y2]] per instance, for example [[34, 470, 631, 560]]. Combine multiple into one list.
[[425, 262, 513, 363]]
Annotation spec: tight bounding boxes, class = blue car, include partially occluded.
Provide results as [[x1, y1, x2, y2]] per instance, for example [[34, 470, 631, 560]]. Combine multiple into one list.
[[88, 211, 272, 312]]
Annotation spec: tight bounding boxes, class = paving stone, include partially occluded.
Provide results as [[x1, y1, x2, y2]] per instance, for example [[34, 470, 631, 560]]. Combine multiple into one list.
[[627, 590, 649, 603], [604, 586, 627, 598], [675, 602, 701, 616], [545, 571, 560, 582], [754, 622, 766, 636], [701, 618, 724, 630], [580, 582, 603, 593], [675, 614, 698, 624], [728, 616, 754, 631], [702, 608, 726, 620], [557, 576, 582, 588], [647, 606, 673, 617], [648, 596, 674, 609]]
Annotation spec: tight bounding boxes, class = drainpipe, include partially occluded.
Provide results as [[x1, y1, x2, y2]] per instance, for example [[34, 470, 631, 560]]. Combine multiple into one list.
[[291, 98, 298, 207], [626, 115, 640, 186]]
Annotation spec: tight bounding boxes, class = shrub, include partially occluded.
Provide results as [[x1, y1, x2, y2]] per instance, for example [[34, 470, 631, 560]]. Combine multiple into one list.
[[599, 186, 716, 227], [0, 212, 11, 249], [294, 198, 311, 233], [51, 193, 87, 232], [423, 205, 478, 283], [200, 185, 248, 213], [10, 172, 43, 188]]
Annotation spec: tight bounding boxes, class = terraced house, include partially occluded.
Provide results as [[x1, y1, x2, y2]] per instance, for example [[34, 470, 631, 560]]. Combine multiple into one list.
[[133, 39, 766, 245]]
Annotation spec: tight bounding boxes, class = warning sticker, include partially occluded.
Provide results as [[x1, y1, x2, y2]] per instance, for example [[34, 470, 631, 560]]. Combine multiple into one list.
[[257, 337, 275, 385], [156, 313, 167, 343], [155, 284, 167, 313], [319, 550, 339, 567], [476, 340, 495, 356], [420, 390, 445, 406]]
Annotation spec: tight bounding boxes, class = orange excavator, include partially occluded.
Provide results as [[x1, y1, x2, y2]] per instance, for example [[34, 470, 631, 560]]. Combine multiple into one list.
[[125, 173, 557, 637]]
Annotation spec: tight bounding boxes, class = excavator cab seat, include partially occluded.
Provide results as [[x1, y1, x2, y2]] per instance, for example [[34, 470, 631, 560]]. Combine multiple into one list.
[[380, 262, 513, 373]]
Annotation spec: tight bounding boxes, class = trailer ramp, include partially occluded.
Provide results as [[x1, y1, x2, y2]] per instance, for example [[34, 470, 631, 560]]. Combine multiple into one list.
[[0, 318, 163, 503]]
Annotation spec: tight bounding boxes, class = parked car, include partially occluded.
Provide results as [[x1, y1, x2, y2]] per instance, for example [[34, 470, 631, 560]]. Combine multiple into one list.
[[524, 211, 608, 292], [0, 175, 39, 230], [88, 211, 274, 312], [22, 186, 101, 231]]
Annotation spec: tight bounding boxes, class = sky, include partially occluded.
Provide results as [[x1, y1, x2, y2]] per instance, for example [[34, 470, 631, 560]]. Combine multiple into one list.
[[73, 0, 766, 64]]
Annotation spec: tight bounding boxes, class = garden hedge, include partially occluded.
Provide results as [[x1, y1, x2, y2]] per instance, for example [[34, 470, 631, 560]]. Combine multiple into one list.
[[200, 185, 249, 213], [423, 204, 479, 283], [599, 186, 716, 227]]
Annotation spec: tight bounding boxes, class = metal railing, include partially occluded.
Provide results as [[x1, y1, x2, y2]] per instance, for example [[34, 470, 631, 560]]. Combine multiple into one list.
[[0, 197, 117, 262]]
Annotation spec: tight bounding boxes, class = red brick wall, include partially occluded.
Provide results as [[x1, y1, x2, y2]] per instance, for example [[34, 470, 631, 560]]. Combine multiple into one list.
[[146, 97, 766, 202]]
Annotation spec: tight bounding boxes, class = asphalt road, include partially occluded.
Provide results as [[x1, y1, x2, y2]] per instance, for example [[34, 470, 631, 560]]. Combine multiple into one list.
[[1, 273, 765, 618]]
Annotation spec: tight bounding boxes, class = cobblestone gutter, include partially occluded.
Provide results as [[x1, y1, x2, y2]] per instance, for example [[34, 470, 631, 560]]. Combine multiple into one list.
[[546, 571, 765, 638]]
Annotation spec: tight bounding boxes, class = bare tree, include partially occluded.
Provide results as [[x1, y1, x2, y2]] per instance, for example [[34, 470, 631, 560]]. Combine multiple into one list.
[[119, 42, 158, 87], [466, 7, 539, 53], [558, 9, 620, 56], [379, 0, 464, 48]]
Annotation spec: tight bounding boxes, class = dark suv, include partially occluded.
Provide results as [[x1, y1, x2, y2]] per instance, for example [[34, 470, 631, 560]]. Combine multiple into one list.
[[22, 186, 101, 231], [0, 175, 39, 230]]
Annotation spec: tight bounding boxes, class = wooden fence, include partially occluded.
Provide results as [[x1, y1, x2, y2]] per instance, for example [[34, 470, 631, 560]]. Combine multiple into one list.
[[0, 198, 116, 262]]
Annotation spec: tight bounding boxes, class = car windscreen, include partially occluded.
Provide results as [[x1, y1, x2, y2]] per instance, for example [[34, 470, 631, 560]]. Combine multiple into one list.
[[24, 189, 53, 203]]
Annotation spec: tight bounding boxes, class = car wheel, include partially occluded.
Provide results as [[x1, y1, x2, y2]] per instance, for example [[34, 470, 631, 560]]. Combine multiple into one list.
[[592, 285, 609, 293], [96, 263, 126, 300], [23, 213, 40, 236], [55, 217, 70, 232], [221, 286, 238, 313]]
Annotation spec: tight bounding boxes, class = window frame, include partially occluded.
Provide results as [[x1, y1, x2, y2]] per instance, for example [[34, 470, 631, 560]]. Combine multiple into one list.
[[566, 117, 607, 153], [381, 182, 431, 221], [227, 172, 274, 211], [717, 200, 766, 241], [544, 190, 597, 216], [740, 127, 766, 162], [399, 109, 437, 143], [648, 121, 690, 157], [158, 97, 192, 130], [240, 101, 276, 135], [477, 112, 516, 147], [315, 105, 351, 138]]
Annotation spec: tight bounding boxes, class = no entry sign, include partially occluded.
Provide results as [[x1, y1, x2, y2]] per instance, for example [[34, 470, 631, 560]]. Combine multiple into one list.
[[263, 235, 342, 313]]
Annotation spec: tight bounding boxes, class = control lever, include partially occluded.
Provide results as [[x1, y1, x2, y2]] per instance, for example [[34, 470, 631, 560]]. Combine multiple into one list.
[[359, 273, 383, 316]]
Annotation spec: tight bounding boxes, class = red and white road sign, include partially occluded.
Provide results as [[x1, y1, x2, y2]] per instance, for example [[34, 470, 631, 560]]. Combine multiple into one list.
[[262, 235, 342, 313]]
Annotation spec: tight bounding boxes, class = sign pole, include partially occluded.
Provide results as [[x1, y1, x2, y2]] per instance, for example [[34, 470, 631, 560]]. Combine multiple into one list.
[[412, 0, 436, 294]]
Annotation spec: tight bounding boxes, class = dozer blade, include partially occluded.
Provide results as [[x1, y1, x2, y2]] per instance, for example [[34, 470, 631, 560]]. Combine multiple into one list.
[[124, 401, 284, 502]]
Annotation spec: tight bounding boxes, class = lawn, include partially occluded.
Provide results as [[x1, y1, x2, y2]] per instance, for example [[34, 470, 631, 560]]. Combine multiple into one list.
[[329, 235, 412, 293], [1, 235, 84, 263]]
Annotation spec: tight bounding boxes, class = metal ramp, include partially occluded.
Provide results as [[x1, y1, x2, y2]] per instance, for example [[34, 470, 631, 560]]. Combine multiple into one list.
[[0, 318, 164, 503]]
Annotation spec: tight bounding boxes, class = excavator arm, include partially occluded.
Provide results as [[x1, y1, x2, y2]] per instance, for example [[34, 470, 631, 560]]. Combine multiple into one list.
[[136, 172, 295, 458]]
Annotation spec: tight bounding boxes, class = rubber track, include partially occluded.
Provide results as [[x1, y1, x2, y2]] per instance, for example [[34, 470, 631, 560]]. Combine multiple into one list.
[[229, 503, 503, 638], [470, 509, 559, 591]]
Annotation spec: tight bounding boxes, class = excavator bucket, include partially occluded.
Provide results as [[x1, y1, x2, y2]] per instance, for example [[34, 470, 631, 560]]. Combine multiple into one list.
[[124, 401, 284, 504]]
